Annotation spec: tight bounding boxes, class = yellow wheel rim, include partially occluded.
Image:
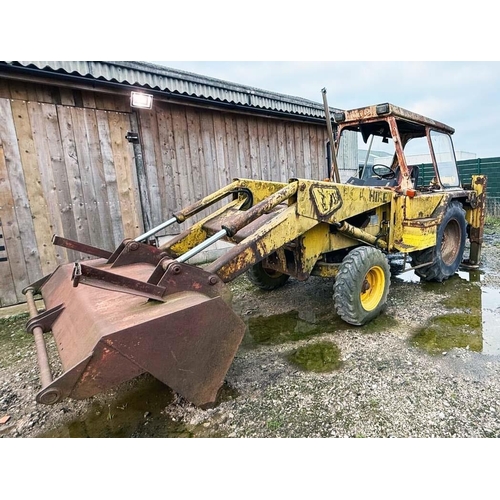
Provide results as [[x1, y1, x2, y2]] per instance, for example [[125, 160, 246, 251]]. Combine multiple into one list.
[[360, 266, 386, 311]]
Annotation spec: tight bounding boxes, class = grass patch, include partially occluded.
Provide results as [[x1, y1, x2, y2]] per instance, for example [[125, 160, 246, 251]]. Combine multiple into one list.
[[288, 341, 342, 372], [266, 419, 283, 430], [485, 216, 500, 235]]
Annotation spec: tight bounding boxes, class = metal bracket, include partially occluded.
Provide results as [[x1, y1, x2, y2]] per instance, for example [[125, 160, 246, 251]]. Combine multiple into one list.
[[109, 239, 169, 268], [26, 304, 65, 334], [71, 263, 167, 301], [52, 235, 112, 259]]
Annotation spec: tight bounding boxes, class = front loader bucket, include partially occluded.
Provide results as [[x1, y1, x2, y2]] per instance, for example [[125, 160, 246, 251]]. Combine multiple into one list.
[[25, 256, 246, 407], [24, 179, 299, 408]]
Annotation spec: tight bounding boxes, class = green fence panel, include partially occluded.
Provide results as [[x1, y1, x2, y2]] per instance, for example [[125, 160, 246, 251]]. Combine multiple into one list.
[[415, 158, 499, 203]]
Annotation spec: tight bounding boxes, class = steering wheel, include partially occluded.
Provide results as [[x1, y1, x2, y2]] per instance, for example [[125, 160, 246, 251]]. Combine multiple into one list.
[[371, 163, 396, 180]]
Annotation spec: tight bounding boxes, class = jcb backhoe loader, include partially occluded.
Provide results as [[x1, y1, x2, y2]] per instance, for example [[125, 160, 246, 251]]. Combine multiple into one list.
[[23, 103, 486, 407]]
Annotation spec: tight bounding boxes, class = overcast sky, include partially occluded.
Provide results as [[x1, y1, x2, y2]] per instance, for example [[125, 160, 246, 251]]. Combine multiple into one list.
[[10, 2, 497, 157], [153, 61, 500, 159]]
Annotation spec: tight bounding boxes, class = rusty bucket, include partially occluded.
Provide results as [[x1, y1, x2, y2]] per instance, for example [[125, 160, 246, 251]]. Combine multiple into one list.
[[24, 244, 246, 408]]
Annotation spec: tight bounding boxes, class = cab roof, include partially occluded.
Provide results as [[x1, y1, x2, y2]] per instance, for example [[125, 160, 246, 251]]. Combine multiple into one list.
[[337, 103, 455, 135]]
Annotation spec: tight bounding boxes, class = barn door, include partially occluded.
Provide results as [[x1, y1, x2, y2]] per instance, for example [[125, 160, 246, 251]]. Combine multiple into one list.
[[0, 97, 143, 307]]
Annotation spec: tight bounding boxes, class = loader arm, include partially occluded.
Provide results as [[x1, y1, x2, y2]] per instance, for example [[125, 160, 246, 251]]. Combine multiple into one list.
[[160, 179, 289, 258], [206, 202, 320, 282]]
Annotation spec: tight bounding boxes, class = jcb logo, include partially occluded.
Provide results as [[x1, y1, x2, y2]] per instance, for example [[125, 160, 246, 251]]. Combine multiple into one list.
[[311, 186, 343, 216]]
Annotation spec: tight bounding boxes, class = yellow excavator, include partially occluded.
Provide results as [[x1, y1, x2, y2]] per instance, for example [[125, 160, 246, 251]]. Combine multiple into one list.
[[23, 102, 486, 407]]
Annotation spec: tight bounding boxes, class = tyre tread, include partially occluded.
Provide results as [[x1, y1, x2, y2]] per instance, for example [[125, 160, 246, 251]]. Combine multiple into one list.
[[334, 246, 390, 326], [411, 201, 466, 282]]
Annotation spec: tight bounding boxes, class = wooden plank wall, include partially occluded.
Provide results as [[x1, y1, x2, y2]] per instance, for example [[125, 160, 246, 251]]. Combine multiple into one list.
[[137, 101, 331, 233], [0, 77, 330, 306], [0, 80, 143, 306]]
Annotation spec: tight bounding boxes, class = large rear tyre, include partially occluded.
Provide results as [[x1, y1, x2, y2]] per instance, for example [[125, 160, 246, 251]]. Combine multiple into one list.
[[247, 261, 290, 291], [334, 246, 390, 326], [411, 201, 466, 282]]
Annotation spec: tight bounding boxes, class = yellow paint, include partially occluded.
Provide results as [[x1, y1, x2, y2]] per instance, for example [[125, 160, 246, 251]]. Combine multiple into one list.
[[361, 266, 386, 311], [166, 226, 208, 256], [400, 227, 437, 250], [237, 179, 289, 204], [215, 204, 318, 282], [310, 185, 342, 216], [465, 175, 486, 229], [300, 223, 332, 272], [404, 193, 445, 220], [160, 198, 242, 256], [311, 262, 340, 278]]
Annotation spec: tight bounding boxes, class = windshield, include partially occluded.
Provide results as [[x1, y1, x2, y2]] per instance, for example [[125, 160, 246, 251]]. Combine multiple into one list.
[[402, 131, 460, 188], [337, 126, 396, 180], [430, 130, 460, 187]]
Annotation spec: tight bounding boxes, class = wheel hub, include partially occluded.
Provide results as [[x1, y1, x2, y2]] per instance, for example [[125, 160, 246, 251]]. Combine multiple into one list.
[[441, 219, 461, 266], [360, 266, 386, 311]]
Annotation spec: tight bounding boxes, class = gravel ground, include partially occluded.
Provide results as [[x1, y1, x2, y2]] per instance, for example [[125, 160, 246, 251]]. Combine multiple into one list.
[[1, 223, 500, 438]]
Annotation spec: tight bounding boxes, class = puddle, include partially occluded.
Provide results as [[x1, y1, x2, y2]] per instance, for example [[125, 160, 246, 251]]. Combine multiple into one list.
[[388, 258, 500, 355], [389, 257, 421, 283], [37, 376, 179, 437], [412, 313, 483, 353], [478, 287, 500, 355], [408, 272, 500, 355], [245, 307, 398, 374], [246, 310, 344, 346], [245, 309, 398, 346], [391, 257, 484, 285], [36, 375, 236, 438]]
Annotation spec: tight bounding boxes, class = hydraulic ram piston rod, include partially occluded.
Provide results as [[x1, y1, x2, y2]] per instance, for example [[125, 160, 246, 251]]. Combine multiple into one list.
[[135, 217, 178, 242], [175, 229, 228, 264], [134, 181, 250, 243]]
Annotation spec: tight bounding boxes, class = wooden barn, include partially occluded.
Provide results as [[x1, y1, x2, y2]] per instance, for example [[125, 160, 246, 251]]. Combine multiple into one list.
[[0, 60, 354, 306]]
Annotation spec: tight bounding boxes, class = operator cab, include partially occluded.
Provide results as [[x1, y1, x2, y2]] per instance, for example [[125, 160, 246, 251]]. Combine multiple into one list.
[[335, 103, 461, 192]]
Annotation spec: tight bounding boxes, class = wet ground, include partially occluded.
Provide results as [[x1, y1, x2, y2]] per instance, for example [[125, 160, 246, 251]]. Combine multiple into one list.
[[1, 223, 500, 438], [394, 267, 500, 356]]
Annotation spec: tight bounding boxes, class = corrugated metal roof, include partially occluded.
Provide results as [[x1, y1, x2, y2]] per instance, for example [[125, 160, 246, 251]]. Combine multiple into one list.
[[3, 61, 337, 119]]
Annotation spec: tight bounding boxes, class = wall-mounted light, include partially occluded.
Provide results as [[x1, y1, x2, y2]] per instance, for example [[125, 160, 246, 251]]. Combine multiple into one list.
[[130, 91, 153, 109]]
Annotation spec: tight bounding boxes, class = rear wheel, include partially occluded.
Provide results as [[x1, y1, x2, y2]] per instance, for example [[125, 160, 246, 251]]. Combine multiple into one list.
[[334, 246, 390, 326], [247, 261, 290, 290], [411, 201, 466, 282]]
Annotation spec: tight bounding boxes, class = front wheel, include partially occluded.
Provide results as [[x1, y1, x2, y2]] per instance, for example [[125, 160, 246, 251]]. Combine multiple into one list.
[[247, 261, 290, 291], [411, 201, 466, 282], [334, 246, 390, 326]]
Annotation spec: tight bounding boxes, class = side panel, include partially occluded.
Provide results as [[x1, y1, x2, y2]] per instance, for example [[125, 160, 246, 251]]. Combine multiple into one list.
[[296, 180, 394, 223], [392, 193, 449, 252]]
